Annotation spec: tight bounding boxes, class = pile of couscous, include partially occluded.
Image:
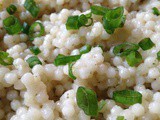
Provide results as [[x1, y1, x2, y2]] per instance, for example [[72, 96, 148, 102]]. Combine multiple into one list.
[[1, 0, 160, 120]]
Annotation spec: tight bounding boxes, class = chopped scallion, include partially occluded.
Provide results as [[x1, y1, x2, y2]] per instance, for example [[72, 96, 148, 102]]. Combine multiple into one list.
[[29, 22, 44, 41], [91, 5, 109, 15], [98, 100, 106, 112], [79, 44, 92, 55], [138, 38, 155, 51], [0, 51, 13, 66], [53, 54, 81, 66], [103, 6, 126, 34], [68, 63, 76, 80], [78, 14, 88, 26], [113, 90, 142, 105], [117, 116, 125, 120], [157, 51, 160, 60], [3, 16, 22, 35], [66, 13, 93, 30], [113, 42, 139, 57], [152, 7, 160, 16], [126, 51, 142, 67], [66, 16, 79, 30], [6, 4, 17, 15], [24, 0, 40, 18], [76, 86, 98, 117], [29, 46, 41, 55], [22, 22, 30, 34], [26, 56, 42, 68]]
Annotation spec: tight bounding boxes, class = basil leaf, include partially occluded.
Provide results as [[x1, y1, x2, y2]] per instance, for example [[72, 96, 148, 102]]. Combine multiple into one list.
[[113, 90, 142, 105], [76, 87, 98, 117]]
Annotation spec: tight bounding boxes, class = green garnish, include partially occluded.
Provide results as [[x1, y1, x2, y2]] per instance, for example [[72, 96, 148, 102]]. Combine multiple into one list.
[[98, 100, 106, 112], [117, 116, 125, 120], [26, 56, 42, 68], [66, 13, 93, 30], [29, 46, 41, 55], [24, 0, 40, 18], [22, 22, 30, 34], [138, 38, 155, 51], [103, 7, 126, 34], [29, 22, 44, 41], [79, 44, 92, 55], [126, 51, 142, 67], [53, 54, 81, 66], [113, 42, 139, 57], [6, 4, 17, 15], [3, 16, 22, 35], [76, 86, 98, 117], [157, 51, 160, 60], [0, 51, 13, 66], [91, 5, 109, 15], [113, 90, 142, 105], [68, 62, 76, 80], [152, 7, 160, 16]]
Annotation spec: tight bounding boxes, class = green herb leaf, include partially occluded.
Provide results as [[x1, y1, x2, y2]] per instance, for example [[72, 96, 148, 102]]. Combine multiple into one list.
[[113, 42, 139, 57], [157, 51, 160, 60], [3, 15, 22, 35], [76, 87, 98, 117], [126, 51, 142, 67], [26, 56, 42, 68], [53, 54, 81, 66], [80, 44, 92, 55], [113, 90, 142, 105], [98, 100, 106, 112], [24, 0, 40, 18], [85, 12, 92, 18], [29, 22, 44, 41], [78, 14, 88, 26], [0, 51, 13, 66], [103, 7, 126, 34], [66, 16, 80, 30], [29, 46, 41, 55], [117, 116, 125, 120], [152, 7, 160, 16], [68, 62, 76, 80], [138, 38, 155, 51], [22, 22, 30, 34], [6, 4, 17, 15], [91, 5, 109, 15], [66, 14, 93, 30]]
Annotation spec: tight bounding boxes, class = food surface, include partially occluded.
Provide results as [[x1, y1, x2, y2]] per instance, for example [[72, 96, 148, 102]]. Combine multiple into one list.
[[0, 0, 160, 120]]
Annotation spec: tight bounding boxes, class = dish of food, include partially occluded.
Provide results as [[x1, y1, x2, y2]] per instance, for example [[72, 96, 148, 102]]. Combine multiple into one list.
[[0, 0, 160, 120]]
